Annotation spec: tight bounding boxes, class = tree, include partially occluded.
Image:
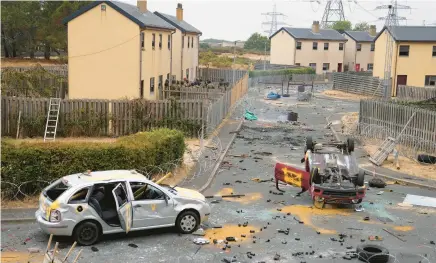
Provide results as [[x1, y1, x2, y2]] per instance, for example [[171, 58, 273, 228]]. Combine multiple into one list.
[[199, 42, 210, 49], [329, 21, 352, 33], [244, 33, 270, 52], [353, 22, 370, 31]]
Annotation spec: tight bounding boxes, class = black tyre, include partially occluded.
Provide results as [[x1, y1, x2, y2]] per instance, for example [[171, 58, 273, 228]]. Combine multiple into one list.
[[311, 168, 322, 185], [176, 210, 199, 234], [417, 154, 436, 164], [73, 221, 101, 246], [368, 178, 386, 188], [356, 244, 389, 263], [347, 138, 355, 152], [305, 136, 314, 152], [355, 170, 365, 187]]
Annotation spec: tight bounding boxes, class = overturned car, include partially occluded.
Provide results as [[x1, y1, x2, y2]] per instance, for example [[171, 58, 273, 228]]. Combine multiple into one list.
[[275, 136, 366, 208]]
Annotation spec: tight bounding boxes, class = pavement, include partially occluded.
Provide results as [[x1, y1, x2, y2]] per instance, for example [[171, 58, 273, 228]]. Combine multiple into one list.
[[2, 83, 436, 263]]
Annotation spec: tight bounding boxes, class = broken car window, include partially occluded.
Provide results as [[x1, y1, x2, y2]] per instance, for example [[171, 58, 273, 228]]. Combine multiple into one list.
[[130, 182, 165, 201]]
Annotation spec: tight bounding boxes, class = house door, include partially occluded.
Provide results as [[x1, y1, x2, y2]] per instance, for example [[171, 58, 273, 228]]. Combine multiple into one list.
[[396, 75, 408, 94], [355, 64, 360, 72], [337, 63, 342, 72]]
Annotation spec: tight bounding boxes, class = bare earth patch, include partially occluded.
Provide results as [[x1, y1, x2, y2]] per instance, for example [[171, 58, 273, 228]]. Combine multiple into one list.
[[341, 112, 359, 134], [1, 58, 63, 67], [363, 144, 436, 180], [322, 90, 373, 101]]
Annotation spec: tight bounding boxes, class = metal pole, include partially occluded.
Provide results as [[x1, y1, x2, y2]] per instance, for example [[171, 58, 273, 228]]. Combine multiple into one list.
[[232, 41, 236, 84], [263, 41, 267, 71]]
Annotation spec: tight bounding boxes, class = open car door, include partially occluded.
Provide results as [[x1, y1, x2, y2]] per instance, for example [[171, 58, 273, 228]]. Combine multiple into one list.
[[112, 183, 133, 233], [274, 163, 310, 191]]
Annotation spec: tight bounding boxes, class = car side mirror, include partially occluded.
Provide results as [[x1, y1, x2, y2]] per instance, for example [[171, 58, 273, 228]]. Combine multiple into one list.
[[164, 195, 169, 205]]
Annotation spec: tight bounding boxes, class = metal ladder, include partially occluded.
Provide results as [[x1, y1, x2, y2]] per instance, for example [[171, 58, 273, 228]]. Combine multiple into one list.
[[44, 98, 61, 142], [369, 137, 397, 166]]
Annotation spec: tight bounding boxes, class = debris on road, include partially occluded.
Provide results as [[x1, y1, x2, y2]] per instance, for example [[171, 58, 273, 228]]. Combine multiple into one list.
[[254, 151, 273, 156], [368, 235, 383, 241], [127, 243, 138, 248], [354, 205, 364, 212], [369, 178, 386, 188], [193, 238, 210, 245], [382, 228, 406, 242], [192, 228, 205, 236], [403, 194, 436, 208]]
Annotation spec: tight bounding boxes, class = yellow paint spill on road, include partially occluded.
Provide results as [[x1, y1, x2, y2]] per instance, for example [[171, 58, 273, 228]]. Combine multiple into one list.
[[393, 226, 414, 232], [1, 252, 44, 263], [216, 188, 263, 204], [204, 224, 256, 243], [279, 205, 353, 234]]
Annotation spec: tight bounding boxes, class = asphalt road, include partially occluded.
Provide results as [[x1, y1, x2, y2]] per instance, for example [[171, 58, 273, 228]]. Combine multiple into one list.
[[2, 84, 436, 263]]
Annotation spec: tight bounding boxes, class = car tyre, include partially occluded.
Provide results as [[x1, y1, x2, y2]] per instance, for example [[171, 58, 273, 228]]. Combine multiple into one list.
[[305, 136, 314, 152], [176, 210, 199, 234], [73, 221, 101, 246], [347, 138, 355, 152], [311, 168, 322, 185], [355, 170, 365, 187], [356, 244, 389, 263]]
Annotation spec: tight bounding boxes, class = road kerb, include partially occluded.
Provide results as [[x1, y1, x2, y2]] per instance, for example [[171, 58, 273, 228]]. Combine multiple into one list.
[[198, 119, 244, 193], [1, 217, 35, 224]]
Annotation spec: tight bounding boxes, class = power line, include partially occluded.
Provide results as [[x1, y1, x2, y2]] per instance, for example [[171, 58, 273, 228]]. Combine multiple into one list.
[[375, 0, 411, 26], [261, 2, 287, 37], [320, 0, 346, 28]]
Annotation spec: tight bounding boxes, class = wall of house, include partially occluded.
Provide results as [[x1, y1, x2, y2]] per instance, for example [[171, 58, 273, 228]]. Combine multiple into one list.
[[373, 30, 395, 80], [343, 34, 356, 71], [294, 40, 345, 74], [355, 42, 375, 71], [270, 30, 295, 65], [68, 3, 140, 99], [171, 29, 183, 81], [182, 32, 199, 81], [393, 41, 436, 91], [141, 29, 173, 100]]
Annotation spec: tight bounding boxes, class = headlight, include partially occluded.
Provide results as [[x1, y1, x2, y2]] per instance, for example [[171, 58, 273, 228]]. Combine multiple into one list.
[[49, 210, 61, 222]]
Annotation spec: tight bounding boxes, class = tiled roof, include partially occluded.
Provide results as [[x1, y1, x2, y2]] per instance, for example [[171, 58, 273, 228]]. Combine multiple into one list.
[[374, 26, 436, 42], [63, 1, 175, 30], [271, 27, 347, 41], [344, 31, 375, 42], [154, 12, 201, 34]]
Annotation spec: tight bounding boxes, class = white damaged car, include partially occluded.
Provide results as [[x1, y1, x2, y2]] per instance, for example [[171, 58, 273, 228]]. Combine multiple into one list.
[[35, 170, 211, 245]]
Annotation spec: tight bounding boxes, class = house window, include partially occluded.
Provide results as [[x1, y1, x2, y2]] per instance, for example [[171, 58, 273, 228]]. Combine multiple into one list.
[[313, 42, 318, 50], [296, 42, 302, 50], [188, 37, 190, 49], [322, 63, 329, 71], [159, 34, 162, 49], [367, 63, 374, 71], [158, 75, 163, 89], [339, 43, 344, 50], [356, 43, 362, 51], [191, 37, 194, 48], [166, 73, 170, 80], [399, 45, 409, 56], [433, 46, 436, 56], [101, 4, 106, 11], [140, 80, 144, 98], [150, 77, 155, 93], [371, 43, 375, 51], [309, 63, 316, 70], [168, 35, 171, 50], [182, 36, 184, 48], [186, 69, 189, 79], [324, 43, 329, 50], [425, 75, 436, 86], [295, 63, 301, 66], [152, 34, 155, 49], [140, 32, 144, 48]]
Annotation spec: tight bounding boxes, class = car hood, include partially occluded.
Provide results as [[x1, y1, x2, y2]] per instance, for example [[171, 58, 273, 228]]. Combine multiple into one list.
[[174, 187, 206, 202]]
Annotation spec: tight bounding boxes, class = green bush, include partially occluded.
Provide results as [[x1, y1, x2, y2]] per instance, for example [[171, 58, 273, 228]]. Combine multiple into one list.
[[1, 129, 185, 198], [248, 67, 315, 78]]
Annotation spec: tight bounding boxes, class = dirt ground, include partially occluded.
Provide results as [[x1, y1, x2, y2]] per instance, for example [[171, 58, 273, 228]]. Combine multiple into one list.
[[1, 58, 63, 67], [219, 52, 269, 61], [341, 112, 359, 134], [364, 144, 436, 180], [322, 90, 373, 101]]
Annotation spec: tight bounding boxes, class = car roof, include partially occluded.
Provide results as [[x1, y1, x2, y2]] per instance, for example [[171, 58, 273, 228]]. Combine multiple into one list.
[[63, 170, 149, 186]]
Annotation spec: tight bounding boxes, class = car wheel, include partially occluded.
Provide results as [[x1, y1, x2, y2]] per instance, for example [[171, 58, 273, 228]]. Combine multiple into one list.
[[73, 221, 101, 246], [176, 211, 199, 234], [311, 168, 322, 185], [355, 170, 365, 187], [305, 136, 314, 152], [347, 138, 355, 152], [356, 244, 389, 263]]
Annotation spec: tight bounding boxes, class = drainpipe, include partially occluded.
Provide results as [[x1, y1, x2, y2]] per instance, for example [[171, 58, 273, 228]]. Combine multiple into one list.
[[181, 33, 186, 80], [293, 40, 297, 65], [170, 30, 175, 84], [354, 42, 357, 71], [139, 30, 143, 97], [392, 41, 400, 97]]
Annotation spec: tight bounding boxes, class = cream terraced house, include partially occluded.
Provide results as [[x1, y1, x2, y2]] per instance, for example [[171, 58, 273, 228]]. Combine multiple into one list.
[[155, 4, 202, 82], [343, 26, 376, 72], [270, 21, 347, 74], [373, 26, 436, 95], [63, 0, 175, 100]]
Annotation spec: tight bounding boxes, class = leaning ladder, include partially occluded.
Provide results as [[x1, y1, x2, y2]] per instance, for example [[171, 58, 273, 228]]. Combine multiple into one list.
[[369, 112, 416, 166], [44, 98, 61, 142]]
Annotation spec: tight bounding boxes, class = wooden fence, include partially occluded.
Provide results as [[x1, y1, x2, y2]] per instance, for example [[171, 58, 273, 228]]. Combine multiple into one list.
[[198, 68, 247, 84], [359, 99, 436, 154], [333, 73, 383, 97], [2, 97, 205, 138], [396, 85, 436, 102]]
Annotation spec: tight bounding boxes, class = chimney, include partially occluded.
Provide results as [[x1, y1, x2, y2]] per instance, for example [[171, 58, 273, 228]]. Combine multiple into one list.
[[369, 25, 376, 36], [176, 3, 183, 21], [312, 21, 320, 33], [137, 0, 147, 13]]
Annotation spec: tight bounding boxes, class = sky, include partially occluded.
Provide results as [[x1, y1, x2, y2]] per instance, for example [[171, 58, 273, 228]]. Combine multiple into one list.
[[121, 0, 436, 41]]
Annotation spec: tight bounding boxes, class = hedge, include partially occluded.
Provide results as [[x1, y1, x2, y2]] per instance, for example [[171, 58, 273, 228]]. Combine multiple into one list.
[[1, 128, 185, 198], [248, 67, 315, 78]]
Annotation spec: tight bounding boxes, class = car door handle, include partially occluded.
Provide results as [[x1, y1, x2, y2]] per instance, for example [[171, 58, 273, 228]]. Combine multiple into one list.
[[134, 204, 141, 208]]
